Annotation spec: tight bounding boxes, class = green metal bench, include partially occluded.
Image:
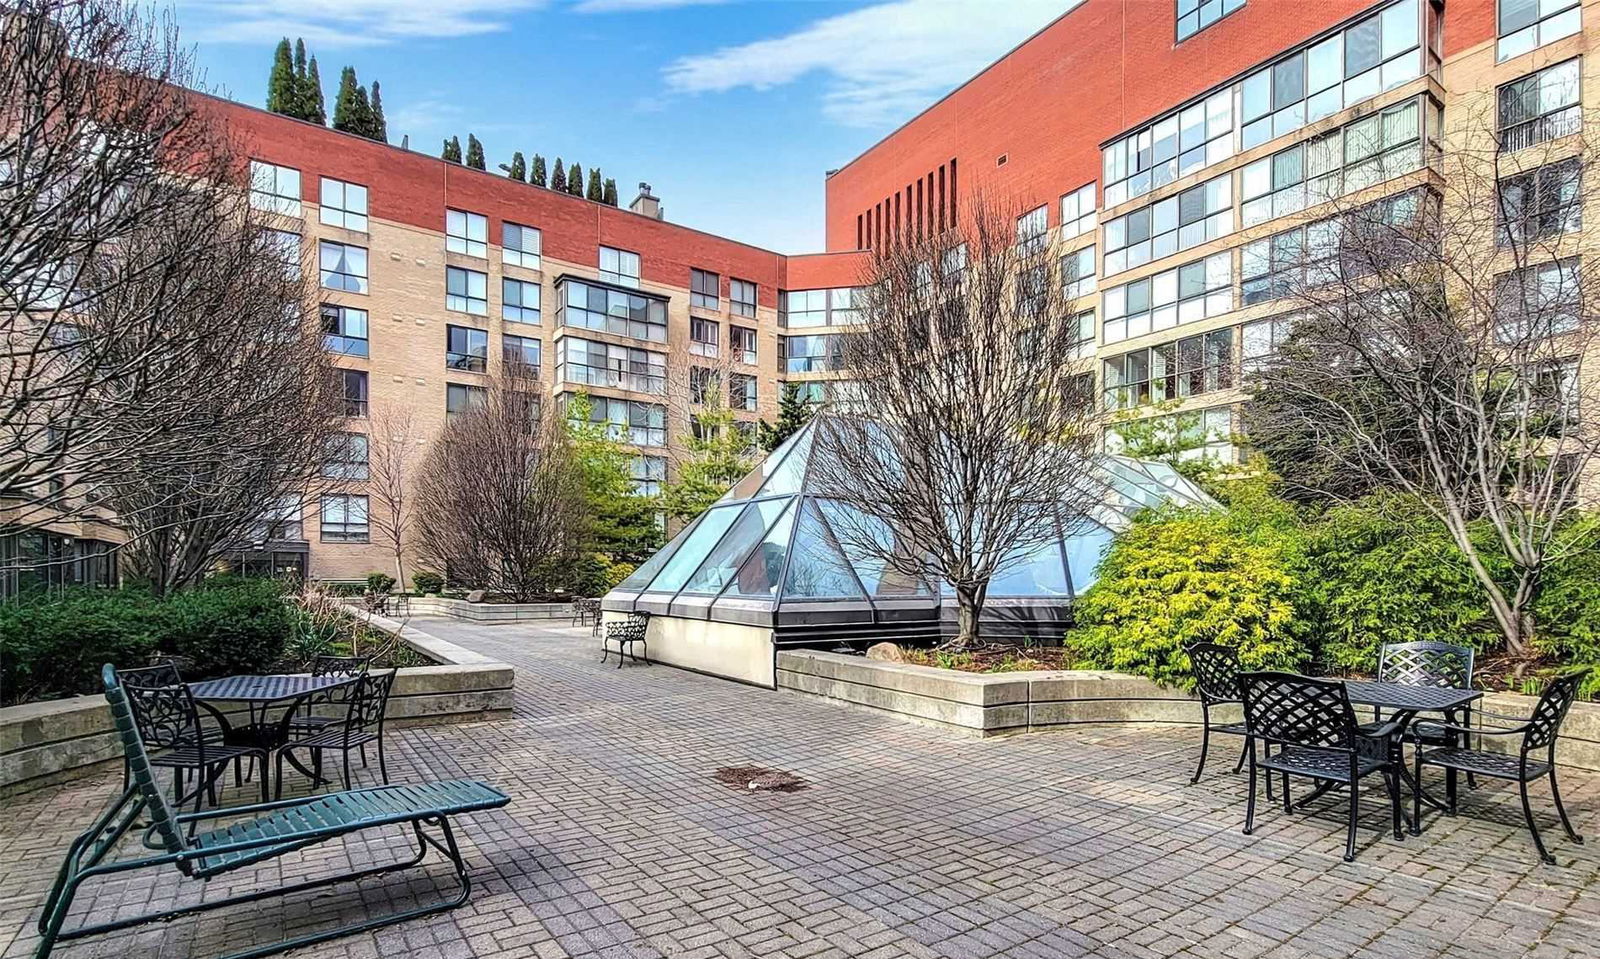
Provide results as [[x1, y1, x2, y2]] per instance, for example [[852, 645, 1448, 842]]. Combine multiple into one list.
[[32, 665, 510, 959]]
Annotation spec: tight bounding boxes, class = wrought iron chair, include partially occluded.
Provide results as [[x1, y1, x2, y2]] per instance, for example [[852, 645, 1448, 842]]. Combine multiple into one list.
[[276, 669, 397, 798], [571, 597, 602, 632], [33, 664, 508, 959], [288, 655, 371, 735], [601, 612, 650, 667], [1376, 640, 1478, 784], [1185, 643, 1252, 785], [1240, 671, 1405, 862], [1412, 670, 1589, 864], [117, 664, 273, 819]]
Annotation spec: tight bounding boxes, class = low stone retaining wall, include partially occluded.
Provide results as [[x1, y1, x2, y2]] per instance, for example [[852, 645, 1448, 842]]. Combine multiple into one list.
[[0, 614, 513, 797], [406, 597, 573, 623], [776, 650, 1600, 771]]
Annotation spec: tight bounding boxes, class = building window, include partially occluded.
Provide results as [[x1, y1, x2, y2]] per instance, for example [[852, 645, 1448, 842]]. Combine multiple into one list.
[[1241, 190, 1423, 307], [730, 325, 758, 364], [584, 396, 666, 446], [503, 334, 541, 377], [1499, 0, 1581, 62], [1016, 205, 1048, 254], [446, 324, 488, 372], [503, 277, 541, 323], [319, 241, 368, 293], [1104, 89, 1234, 207], [1498, 157, 1582, 246], [502, 222, 541, 269], [319, 177, 368, 232], [446, 382, 487, 420], [1103, 329, 1235, 410], [320, 304, 368, 357], [324, 432, 369, 480], [1107, 406, 1235, 463], [1063, 246, 1096, 300], [729, 373, 757, 412], [447, 209, 488, 257], [600, 246, 641, 287], [338, 369, 368, 417], [558, 337, 667, 394], [446, 266, 488, 315], [1060, 183, 1096, 238], [249, 160, 300, 216], [631, 456, 665, 496], [690, 366, 718, 405], [1069, 310, 1096, 360], [690, 317, 720, 357], [1499, 59, 1581, 152], [1242, 98, 1422, 228], [1241, 314, 1297, 374], [780, 334, 838, 373], [730, 278, 757, 317], [559, 278, 666, 342], [691, 269, 720, 310], [320, 494, 368, 543], [1177, 0, 1245, 42], [1495, 257, 1581, 340], [1104, 251, 1232, 345], [780, 288, 857, 328], [267, 230, 301, 278], [1104, 174, 1232, 277]]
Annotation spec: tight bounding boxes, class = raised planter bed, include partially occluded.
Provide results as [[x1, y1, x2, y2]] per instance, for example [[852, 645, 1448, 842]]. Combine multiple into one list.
[[0, 612, 513, 796], [777, 650, 1600, 771], [406, 596, 573, 623]]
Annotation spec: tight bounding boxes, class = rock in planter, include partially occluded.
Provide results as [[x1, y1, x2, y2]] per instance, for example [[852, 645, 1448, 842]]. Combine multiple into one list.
[[465, 589, 486, 604], [866, 642, 905, 662]]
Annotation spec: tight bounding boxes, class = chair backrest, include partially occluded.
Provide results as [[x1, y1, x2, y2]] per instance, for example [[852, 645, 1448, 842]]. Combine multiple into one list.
[[1523, 670, 1589, 752], [1185, 643, 1241, 704], [311, 655, 370, 679], [1240, 671, 1357, 750], [344, 669, 397, 736], [103, 665, 191, 862], [1377, 641, 1473, 690], [120, 665, 202, 749]]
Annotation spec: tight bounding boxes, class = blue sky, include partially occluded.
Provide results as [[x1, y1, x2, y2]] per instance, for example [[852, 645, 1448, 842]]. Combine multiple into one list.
[[173, 0, 1075, 254]]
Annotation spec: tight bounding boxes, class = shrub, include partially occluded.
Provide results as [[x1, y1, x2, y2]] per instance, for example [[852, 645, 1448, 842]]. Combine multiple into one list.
[[0, 589, 157, 704], [1065, 492, 1313, 689], [365, 571, 396, 594], [151, 579, 293, 678], [1534, 537, 1600, 697], [412, 570, 444, 594]]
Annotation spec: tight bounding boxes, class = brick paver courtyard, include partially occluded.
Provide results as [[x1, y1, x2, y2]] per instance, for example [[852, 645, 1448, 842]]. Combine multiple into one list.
[[4, 618, 1599, 959]]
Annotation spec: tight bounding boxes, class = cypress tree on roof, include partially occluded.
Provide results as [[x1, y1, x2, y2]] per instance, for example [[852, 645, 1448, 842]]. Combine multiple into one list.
[[443, 136, 462, 163], [603, 178, 618, 207], [332, 66, 359, 133], [292, 40, 310, 120], [567, 162, 584, 196], [267, 39, 294, 115], [586, 167, 603, 202], [531, 155, 547, 187], [465, 134, 486, 170], [353, 82, 374, 138], [369, 80, 387, 142], [306, 56, 326, 125], [508, 152, 526, 181], [550, 158, 566, 192]]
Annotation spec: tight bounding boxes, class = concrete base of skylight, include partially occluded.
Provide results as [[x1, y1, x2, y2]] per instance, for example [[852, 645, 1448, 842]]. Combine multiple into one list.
[[605, 612, 777, 687]]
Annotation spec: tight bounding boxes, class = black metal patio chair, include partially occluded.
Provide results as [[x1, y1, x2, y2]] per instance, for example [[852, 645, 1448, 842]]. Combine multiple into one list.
[[601, 612, 650, 668], [1185, 643, 1252, 785], [287, 654, 370, 735], [1241, 671, 1406, 862], [276, 669, 397, 798], [1376, 640, 1479, 784], [32, 664, 508, 959], [572, 597, 603, 634], [117, 664, 272, 813], [1411, 670, 1589, 864]]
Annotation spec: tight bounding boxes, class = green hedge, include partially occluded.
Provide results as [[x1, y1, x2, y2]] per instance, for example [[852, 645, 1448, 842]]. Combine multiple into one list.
[[0, 579, 292, 705]]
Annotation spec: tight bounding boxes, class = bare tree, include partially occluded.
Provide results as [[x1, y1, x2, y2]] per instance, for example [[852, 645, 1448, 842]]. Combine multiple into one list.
[[659, 348, 760, 523], [808, 196, 1101, 648], [368, 406, 420, 590], [412, 378, 587, 602], [1244, 106, 1600, 660]]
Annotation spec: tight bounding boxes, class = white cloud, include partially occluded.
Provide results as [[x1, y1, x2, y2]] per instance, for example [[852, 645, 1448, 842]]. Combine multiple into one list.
[[663, 0, 1076, 128], [184, 0, 551, 45]]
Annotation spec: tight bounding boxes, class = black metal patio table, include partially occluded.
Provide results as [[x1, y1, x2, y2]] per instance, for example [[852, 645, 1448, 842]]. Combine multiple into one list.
[[1292, 679, 1483, 832], [188, 674, 360, 794]]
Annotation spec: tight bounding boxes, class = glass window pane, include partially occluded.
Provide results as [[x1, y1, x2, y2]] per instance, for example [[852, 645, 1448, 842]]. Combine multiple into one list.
[[648, 505, 743, 593], [680, 499, 789, 595]]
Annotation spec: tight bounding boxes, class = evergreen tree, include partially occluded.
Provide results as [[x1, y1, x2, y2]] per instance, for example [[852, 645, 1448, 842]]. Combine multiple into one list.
[[586, 167, 603, 201], [292, 39, 310, 120], [353, 82, 374, 138], [465, 134, 485, 170], [369, 80, 387, 141], [508, 151, 526, 181], [531, 155, 547, 187], [443, 136, 462, 163], [266, 38, 295, 115], [332, 66, 360, 133], [661, 401, 757, 523], [567, 162, 584, 196], [757, 383, 816, 452], [602, 178, 618, 207], [550, 158, 566, 192], [306, 56, 326, 124], [566, 394, 664, 567]]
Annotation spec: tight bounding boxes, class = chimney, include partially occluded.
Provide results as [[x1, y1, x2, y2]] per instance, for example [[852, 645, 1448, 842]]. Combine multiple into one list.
[[629, 182, 663, 220]]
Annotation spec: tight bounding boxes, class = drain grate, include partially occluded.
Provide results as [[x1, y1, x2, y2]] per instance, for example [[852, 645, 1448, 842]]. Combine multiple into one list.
[[713, 766, 808, 793]]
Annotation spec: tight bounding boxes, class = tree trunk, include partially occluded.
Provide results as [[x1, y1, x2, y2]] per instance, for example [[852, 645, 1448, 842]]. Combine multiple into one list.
[[394, 555, 407, 595], [951, 581, 987, 650]]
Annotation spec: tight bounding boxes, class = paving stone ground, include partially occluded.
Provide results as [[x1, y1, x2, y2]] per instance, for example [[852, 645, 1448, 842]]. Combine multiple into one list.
[[4, 618, 1599, 959]]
